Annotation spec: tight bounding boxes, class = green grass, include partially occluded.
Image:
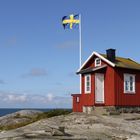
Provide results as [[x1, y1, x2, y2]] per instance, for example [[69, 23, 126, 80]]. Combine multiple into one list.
[[0, 109, 72, 131]]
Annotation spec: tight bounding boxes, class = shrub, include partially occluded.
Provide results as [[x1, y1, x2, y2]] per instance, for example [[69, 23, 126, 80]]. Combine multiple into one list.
[[45, 109, 72, 118]]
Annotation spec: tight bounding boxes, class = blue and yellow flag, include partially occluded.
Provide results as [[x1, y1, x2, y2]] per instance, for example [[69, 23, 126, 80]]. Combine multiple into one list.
[[62, 14, 80, 29]]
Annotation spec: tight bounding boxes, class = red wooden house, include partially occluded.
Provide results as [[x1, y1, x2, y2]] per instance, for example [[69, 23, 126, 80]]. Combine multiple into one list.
[[72, 49, 140, 112]]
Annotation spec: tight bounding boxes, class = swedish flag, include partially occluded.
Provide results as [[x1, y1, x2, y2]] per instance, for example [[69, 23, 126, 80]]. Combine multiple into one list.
[[62, 14, 80, 29]]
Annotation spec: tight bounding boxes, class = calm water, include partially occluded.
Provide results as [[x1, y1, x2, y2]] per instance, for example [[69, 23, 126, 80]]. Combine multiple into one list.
[[0, 108, 65, 117]]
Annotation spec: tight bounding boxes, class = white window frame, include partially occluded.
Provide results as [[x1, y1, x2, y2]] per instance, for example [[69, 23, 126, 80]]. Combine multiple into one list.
[[95, 58, 101, 67], [85, 74, 91, 93], [124, 73, 136, 94]]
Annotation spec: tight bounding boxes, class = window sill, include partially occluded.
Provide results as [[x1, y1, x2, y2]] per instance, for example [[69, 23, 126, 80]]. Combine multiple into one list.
[[95, 65, 101, 67], [85, 92, 91, 94], [124, 92, 136, 94]]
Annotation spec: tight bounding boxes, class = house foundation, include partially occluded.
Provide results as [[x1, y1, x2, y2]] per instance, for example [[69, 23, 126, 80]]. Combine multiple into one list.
[[82, 106, 140, 114]]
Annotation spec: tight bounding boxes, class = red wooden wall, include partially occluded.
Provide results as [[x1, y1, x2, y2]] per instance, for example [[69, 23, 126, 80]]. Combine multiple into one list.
[[104, 65, 115, 106], [72, 94, 83, 112], [114, 68, 140, 106]]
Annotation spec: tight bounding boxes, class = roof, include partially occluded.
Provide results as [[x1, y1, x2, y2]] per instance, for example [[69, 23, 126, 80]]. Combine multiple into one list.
[[77, 65, 107, 74], [71, 94, 81, 96], [77, 51, 140, 73], [100, 54, 140, 70]]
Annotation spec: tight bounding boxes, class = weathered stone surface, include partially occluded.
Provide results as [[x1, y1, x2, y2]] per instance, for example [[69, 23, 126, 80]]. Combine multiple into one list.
[[0, 111, 140, 139]]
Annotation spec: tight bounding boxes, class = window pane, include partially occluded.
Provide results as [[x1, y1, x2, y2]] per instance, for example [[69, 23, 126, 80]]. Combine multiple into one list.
[[130, 86, 133, 91], [87, 87, 90, 91], [87, 76, 89, 81], [87, 82, 90, 86], [125, 81, 129, 91], [97, 60, 100, 64], [130, 82, 133, 91], [130, 76, 134, 91]]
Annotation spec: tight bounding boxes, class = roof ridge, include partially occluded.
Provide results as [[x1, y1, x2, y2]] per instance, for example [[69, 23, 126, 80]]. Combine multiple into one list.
[[100, 53, 132, 60]]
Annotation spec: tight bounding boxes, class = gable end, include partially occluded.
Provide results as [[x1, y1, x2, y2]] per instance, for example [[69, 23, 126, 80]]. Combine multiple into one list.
[[77, 52, 115, 73]]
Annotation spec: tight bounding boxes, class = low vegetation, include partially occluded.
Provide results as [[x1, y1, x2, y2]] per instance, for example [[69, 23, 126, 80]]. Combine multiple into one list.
[[125, 117, 140, 121], [0, 109, 72, 131], [34, 109, 72, 120]]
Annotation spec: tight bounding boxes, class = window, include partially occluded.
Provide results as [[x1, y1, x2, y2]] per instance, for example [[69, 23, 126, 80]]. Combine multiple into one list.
[[85, 74, 91, 93], [124, 74, 135, 93], [95, 58, 101, 67], [76, 97, 80, 103]]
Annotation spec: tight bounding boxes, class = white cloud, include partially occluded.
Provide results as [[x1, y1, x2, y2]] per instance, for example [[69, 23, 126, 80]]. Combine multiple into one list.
[[8, 94, 27, 102], [46, 93, 54, 101], [0, 91, 72, 108], [3, 94, 27, 103]]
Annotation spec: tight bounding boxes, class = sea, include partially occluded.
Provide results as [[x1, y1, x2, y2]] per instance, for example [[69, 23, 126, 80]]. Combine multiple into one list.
[[0, 108, 71, 117]]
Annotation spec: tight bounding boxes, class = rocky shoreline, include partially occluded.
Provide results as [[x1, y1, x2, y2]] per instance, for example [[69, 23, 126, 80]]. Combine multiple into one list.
[[0, 110, 140, 139]]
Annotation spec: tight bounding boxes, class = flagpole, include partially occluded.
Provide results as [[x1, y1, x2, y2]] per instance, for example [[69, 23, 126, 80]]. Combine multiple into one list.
[[79, 14, 82, 94], [79, 14, 82, 67]]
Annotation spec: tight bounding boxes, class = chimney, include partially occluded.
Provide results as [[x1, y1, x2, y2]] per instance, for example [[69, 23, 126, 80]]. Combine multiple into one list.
[[106, 49, 116, 62]]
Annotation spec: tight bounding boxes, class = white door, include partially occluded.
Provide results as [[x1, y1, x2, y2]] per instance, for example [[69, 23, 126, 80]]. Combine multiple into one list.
[[95, 73, 104, 103]]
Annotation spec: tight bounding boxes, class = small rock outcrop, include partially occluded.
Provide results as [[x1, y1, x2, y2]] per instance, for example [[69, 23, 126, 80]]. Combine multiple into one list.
[[0, 110, 43, 130]]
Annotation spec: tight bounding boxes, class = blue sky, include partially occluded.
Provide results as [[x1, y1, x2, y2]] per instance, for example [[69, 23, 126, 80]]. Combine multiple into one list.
[[0, 0, 140, 108]]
